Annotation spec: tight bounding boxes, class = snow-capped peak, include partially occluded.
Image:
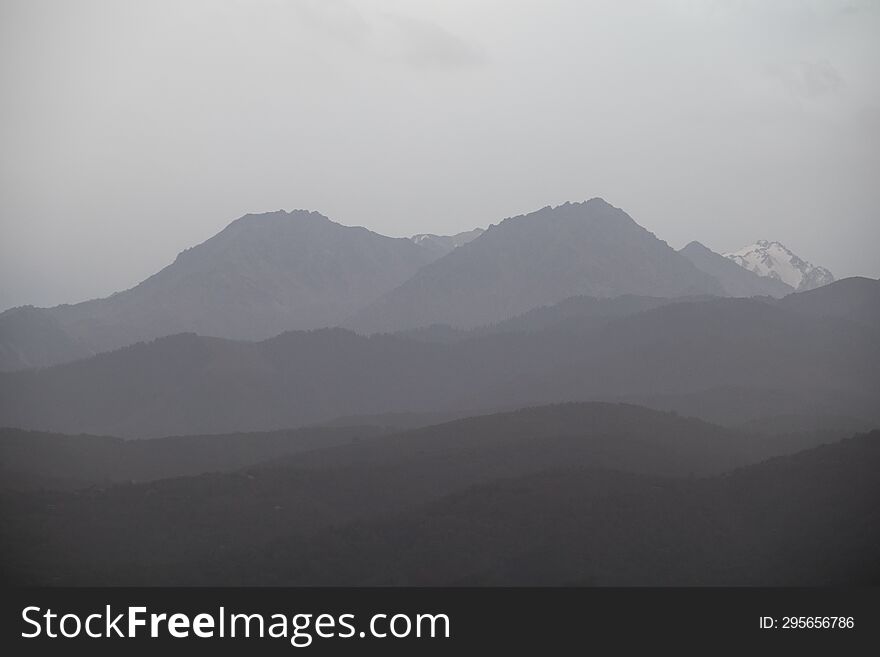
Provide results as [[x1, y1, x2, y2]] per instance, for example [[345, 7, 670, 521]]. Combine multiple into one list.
[[723, 240, 834, 291]]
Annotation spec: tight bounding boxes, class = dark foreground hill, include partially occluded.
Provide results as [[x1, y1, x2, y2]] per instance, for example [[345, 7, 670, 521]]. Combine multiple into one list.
[[0, 425, 385, 491], [1, 404, 875, 585], [260, 432, 879, 586]]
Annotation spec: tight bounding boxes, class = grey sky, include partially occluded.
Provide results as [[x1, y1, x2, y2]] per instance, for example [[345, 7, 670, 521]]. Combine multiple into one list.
[[1, 0, 878, 310]]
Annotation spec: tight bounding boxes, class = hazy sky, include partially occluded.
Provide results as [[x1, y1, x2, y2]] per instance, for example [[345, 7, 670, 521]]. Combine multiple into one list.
[[1, 0, 879, 310]]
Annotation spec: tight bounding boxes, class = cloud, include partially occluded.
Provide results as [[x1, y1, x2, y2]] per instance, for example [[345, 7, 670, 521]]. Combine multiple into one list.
[[376, 12, 487, 70], [291, 0, 486, 71], [292, 0, 372, 49], [765, 59, 844, 99]]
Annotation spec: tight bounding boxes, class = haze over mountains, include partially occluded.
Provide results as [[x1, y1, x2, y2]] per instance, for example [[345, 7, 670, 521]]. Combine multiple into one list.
[[2, 0, 877, 597], [1, 277, 876, 439], [0, 198, 842, 372], [0, 196, 876, 588], [0, 197, 871, 439]]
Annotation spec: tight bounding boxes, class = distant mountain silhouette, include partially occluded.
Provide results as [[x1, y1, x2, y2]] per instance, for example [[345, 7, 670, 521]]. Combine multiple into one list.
[[1, 202, 860, 372], [2, 404, 875, 585], [0, 306, 92, 372], [347, 199, 725, 333], [0, 210, 435, 371], [1, 282, 876, 438], [679, 241, 793, 298]]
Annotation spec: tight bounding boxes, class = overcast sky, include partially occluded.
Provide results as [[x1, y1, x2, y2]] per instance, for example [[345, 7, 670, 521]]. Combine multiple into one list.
[[1, 0, 878, 310]]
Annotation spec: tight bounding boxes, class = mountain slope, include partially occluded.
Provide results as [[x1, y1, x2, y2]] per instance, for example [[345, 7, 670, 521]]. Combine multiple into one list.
[[0, 210, 436, 371], [679, 241, 793, 298], [347, 199, 725, 333], [725, 240, 834, 291]]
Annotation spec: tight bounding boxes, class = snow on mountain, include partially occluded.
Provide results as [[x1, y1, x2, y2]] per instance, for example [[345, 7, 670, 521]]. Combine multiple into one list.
[[410, 228, 484, 258], [724, 240, 834, 292]]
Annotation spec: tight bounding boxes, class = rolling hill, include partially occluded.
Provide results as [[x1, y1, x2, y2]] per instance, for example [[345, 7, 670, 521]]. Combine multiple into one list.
[[1, 405, 874, 585], [0, 285, 877, 438]]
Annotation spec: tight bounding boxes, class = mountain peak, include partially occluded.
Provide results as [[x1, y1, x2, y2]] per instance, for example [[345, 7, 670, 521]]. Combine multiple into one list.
[[233, 208, 333, 226], [724, 241, 834, 291], [347, 200, 723, 333], [496, 198, 636, 234], [0, 208, 440, 370], [558, 197, 618, 212], [681, 241, 711, 253]]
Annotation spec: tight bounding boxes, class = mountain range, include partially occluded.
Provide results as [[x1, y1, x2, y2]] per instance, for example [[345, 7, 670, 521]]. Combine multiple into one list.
[[0, 199, 840, 371], [0, 196, 875, 589], [1, 277, 876, 438]]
